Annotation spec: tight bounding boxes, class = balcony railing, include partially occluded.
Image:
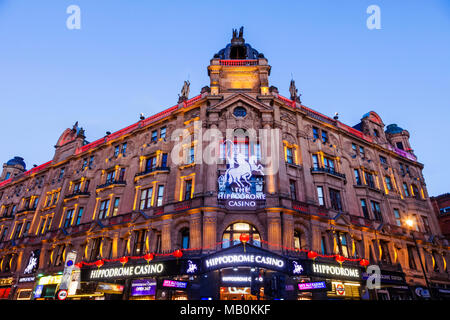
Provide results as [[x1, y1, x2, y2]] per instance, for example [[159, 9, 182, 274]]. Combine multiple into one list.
[[135, 166, 170, 178], [310, 167, 346, 179], [219, 59, 258, 66], [64, 191, 91, 200], [96, 180, 126, 190]]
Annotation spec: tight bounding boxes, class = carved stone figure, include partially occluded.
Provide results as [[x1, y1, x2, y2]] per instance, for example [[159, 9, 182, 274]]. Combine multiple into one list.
[[178, 80, 190, 102]]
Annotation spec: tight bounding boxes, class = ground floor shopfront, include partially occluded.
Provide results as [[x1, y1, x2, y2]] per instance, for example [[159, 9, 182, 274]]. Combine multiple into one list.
[[66, 243, 367, 300], [13, 243, 446, 300]]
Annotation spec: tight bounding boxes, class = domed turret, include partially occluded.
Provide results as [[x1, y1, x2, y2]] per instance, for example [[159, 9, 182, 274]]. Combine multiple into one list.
[[2, 156, 26, 181], [213, 27, 263, 60], [208, 27, 271, 95]]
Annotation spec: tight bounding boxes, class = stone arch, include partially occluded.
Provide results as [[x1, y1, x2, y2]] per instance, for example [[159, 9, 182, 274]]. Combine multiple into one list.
[[218, 215, 266, 247]]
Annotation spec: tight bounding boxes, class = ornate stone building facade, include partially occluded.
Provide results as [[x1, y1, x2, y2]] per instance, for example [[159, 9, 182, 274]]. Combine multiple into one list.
[[0, 29, 449, 300]]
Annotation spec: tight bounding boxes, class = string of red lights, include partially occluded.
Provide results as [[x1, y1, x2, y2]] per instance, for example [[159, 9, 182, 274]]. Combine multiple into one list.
[[77, 235, 370, 268]]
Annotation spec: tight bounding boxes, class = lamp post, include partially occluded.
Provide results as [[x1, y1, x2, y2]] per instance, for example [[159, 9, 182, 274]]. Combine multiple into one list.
[[405, 218, 433, 300]]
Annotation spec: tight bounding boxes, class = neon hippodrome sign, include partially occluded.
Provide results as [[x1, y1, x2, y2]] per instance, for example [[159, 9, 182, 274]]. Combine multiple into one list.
[[205, 254, 285, 269]]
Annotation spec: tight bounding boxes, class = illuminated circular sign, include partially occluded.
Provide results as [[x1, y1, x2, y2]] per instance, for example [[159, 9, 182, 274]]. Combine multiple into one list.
[[57, 289, 68, 300]]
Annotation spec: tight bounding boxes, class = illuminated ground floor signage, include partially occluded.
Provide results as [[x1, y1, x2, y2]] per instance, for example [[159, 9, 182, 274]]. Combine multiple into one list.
[[362, 270, 406, 285], [298, 281, 327, 291], [89, 263, 164, 280], [201, 243, 290, 273], [131, 279, 157, 296], [81, 259, 191, 281], [205, 253, 285, 271], [162, 280, 187, 289], [18, 276, 36, 283], [311, 263, 361, 280]]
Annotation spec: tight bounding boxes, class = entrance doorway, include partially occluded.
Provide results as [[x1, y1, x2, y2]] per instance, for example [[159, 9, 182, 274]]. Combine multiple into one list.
[[220, 287, 264, 300]]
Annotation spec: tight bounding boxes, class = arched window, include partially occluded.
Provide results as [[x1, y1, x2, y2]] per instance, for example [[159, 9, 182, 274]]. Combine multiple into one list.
[[180, 228, 190, 249], [222, 222, 261, 248]]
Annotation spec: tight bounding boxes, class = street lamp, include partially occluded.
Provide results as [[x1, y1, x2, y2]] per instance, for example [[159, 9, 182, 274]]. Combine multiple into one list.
[[404, 218, 433, 299]]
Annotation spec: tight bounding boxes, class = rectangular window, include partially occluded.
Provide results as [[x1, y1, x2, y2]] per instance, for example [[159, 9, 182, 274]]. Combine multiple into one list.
[[133, 230, 147, 256], [380, 241, 391, 264], [64, 209, 74, 228], [54, 245, 66, 267], [286, 147, 294, 164], [151, 130, 158, 142], [82, 158, 88, 170], [321, 236, 327, 254], [73, 181, 81, 193], [422, 216, 431, 234], [156, 185, 164, 207], [114, 145, 120, 157], [329, 188, 343, 211], [188, 146, 195, 164], [112, 197, 120, 216], [59, 168, 65, 180], [365, 171, 375, 188], [32, 197, 39, 209], [324, 157, 335, 171], [312, 127, 319, 140], [0, 227, 8, 242], [385, 176, 393, 191], [370, 201, 383, 221], [394, 209, 401, 227], [403, 183, 410, 196], [184, 179, 193, 200], [118, 168, 126, 181], [321, 130, 328, 144], [161, 153, 168, 168], [46, 216, 53, 232], [354, 169, 362, 185], [407, 246, 417, 270], [312, 154, 319, 169], [155, 234, 162, 253], [317, 186, 324, 206], [379, 156, 387, 164], [84, 180, 90, 192], [88, 156, 94, 169], [289, 180, 297, 200], [13, 223, 23, 239], [140, 188, 153, 210], [146, 156, 157, 172], [76, 207, 84, 225], [22, 221, 31, 237], [359, 146, 365, 157], [121, 142, 127, 156], [11, 205, 16, 216], [106, 170, 116, 184], [98, 199, 110, 220], [39, 217, 47, 235], [335, 232, 349, 258], [399, 163, 405, 175], [160, 127, 166, 139], [352, 143, 357, 153], [90, 238, 101, 261], [361, 199, 370, 219]]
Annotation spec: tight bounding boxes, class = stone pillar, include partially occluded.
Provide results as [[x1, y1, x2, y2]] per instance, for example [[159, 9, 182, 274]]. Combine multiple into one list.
[[204, 118, 220, 206], [161, 219, 172, 252], [267, 211, 282, 253], [203, 211, 217, 253], [190, 213, 202, 250], [282, 212, 294, 251]]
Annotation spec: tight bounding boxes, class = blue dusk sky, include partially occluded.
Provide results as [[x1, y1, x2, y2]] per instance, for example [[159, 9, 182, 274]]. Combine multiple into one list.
[[0, 0, 449, 196]]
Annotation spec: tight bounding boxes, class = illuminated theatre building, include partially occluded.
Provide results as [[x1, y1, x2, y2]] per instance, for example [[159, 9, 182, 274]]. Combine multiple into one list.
[[1, 29, 450, 301]]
